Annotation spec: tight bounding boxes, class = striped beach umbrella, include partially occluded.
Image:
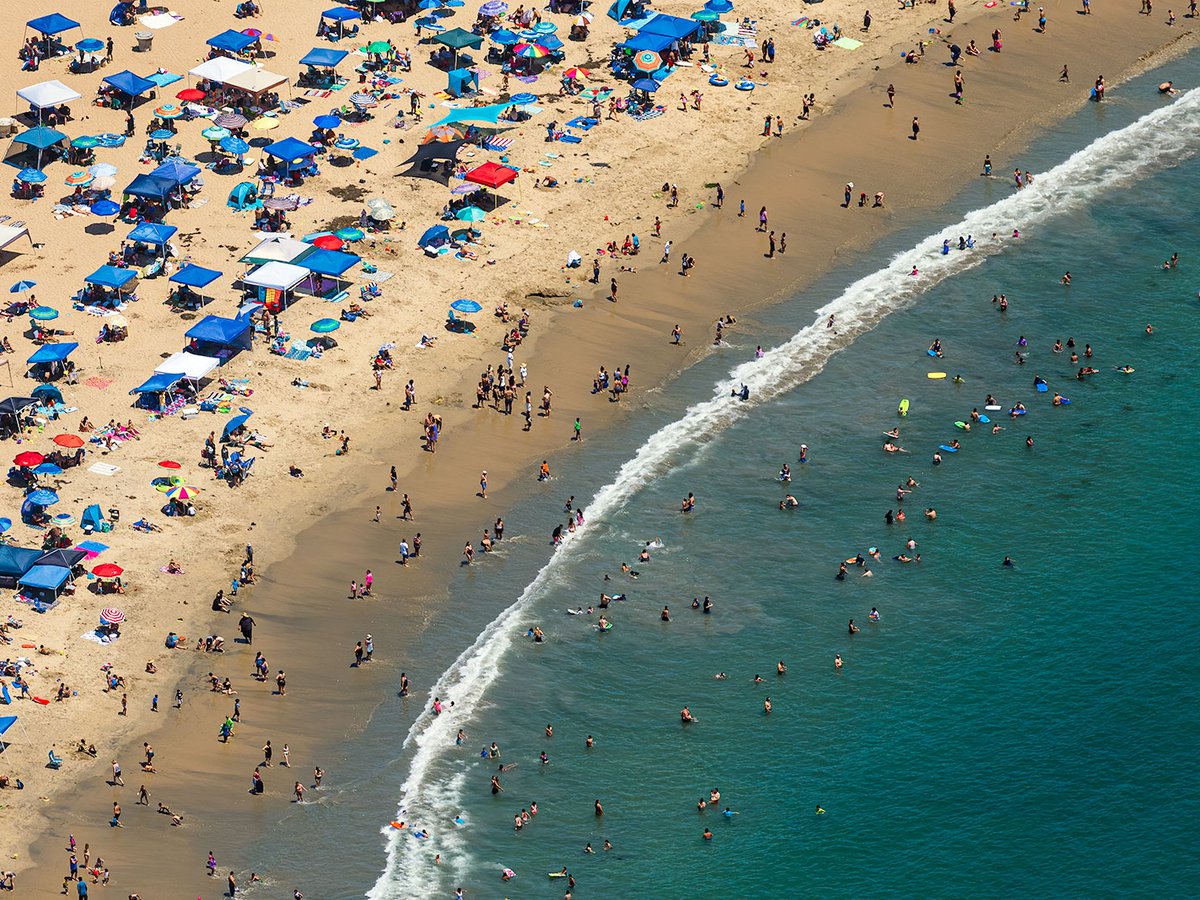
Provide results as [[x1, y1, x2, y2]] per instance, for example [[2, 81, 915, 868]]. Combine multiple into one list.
[[513, 42, 549, 58], [421, 124, 466, 144], [28, 306, 59, 321], [350, 92, 379, 108], [215, 112, 247, 129], [9, 280, 36, 292], [16, 169, 45, 184], [153, 104, 183, 119], [510, 91, 537, 104], [563, 67, 590, 80], [166, 485, 199, 501], [480, 0, 508, 15], [633, 50, 663, 72], [66, 170, 95, 186], [100, 607, 125, 623], [202, 126, 231, 141]]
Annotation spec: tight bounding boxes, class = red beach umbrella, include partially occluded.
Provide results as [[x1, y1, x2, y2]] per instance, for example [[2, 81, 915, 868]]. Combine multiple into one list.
[[158, 460, 182, 469], [53, 434, 84, 448], [93, 563, 124, 578], [13, 451, 44, 467], [100, 607, 125, 623], [176, 88, 206, 102], [312, 234, 345, 250]]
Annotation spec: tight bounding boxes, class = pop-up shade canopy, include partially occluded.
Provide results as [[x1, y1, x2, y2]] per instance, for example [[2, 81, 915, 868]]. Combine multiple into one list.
[[0, 545, 40, 576], [18, 564, 71, 591], [150, 158, 201, 186], [127, 222, 177, 245], [188, 57, 256, 85], [155, 351, 219, 381], [184, 314, 251, 347], [241, 236, 312, 264], [12, 126, 67, 150], [321, 6, 361, 21], [27, 342, 78, 365], [299, 248, 359, 277], [638, 12, 703, 40], [84, 266, 138, 289], [465, 161, 517, 189], [26, 13, 81, 37], [103, 70, 157, 99], [17, 80, 81, 110], [621, 32, 673, 53], [122, 174, 176, 200], [436, 27, 485, 50], [207, 29, 258, 54], [263, 137, 317, 162], [243, 261, 308, 290], [300, 48, 348, 67], [169, 264, 222, 288], [130, 371, 184, 395], [223, 68, 289, 96]]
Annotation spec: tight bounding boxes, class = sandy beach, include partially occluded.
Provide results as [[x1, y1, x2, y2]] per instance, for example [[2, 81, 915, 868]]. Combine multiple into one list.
[[0, 0, 1193, 894]]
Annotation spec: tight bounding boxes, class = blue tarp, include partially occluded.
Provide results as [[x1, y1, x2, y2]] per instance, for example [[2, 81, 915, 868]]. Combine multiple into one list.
[[150, 158, 201, 186], [12, 127, 66, 150], [169, 264, 222, 288], [185, 315, 251, 347], [621, 32, 673, 52], [103, 70, 157, 98], [130, 372, 183, 395], [18, 564, 70, 590], [207, 29, 258, 54], [222, 412, 251, 439], [27, 13, 80, 36], [27, 342, 78, 365], [0, 545, 41, 577], [145, 71, 182, 88], [322, 6, 361, 21], [127, 222, 177, 245], [638, 13, 702, 40], [263, 137, 317, 162], [122, 173, 176, 199], [300, 248, 360, 277], [84, 265, 138, 289], [300, 47, 349, 67]]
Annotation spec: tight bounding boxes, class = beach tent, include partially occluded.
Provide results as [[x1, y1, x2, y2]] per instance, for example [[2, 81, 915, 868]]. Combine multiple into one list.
[[298, 248, 359, 277], [185, 314, 252, 349], [31, 384, 63, 404], [465, 161, 517, 190], [170, 264, 222, 289], [243, 261, 309, 291], [7, 127, 67, 169], [129, 371, 184, 395], [621, 32, 673, 53], [241, 235, 312, 265], [0, 224, 32, 255], [110, 2, 134, 26], [263, 137, 317, 165], [127, 222, 178, 250], [102, 70, 157, 104], [207, 29, 259, 56], [155, 351, 219, 381], [321, 7, 362, 22], [18, 564, 72, 595], [81, 504, 107, 533], [436, 28, 484, 68], [149, 158, 201, 187], [639, 13, 703, 41], [84, 265, 138, 290], [0, 397, 38, 417], [223, 68, 290, 96], [25, 14, 81, 51], [300, 47, 349, 68], [26, 342, 78, 366], [16, 81, 81, 118], [447, 69, 480, 99], [35, 548, 87, 568], [122, 173, 176, 200], [419, 224, 450, 248], [188, 57, 256, 85], [0, 546, 41, 578]]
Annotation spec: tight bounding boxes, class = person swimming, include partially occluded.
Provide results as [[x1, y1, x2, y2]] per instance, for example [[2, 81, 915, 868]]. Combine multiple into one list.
[[868, 607, 880, 621], [779, 463, 791, 482]]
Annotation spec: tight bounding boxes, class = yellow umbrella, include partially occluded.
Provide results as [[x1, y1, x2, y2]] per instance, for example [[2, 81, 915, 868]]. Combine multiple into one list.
[[251, 117, 280, 131]]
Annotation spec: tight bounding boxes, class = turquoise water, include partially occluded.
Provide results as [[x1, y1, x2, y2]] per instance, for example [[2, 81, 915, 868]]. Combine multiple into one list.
[[236, 56, 1200, 898]]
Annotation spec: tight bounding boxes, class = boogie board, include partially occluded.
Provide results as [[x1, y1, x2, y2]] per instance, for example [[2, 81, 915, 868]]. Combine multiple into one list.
[[984, 404, 1002, 411], [1056, 398, 1071, 405], [1035, 382, 1049, 392], [938, 444, 958, 452], [1010, 408, 1027, 416], [954, 421, 968, 429], [898, 399, 910, 416], [979, 414, 991, 424], [927, 349, 941, 358], [927, 372, 947, 379]]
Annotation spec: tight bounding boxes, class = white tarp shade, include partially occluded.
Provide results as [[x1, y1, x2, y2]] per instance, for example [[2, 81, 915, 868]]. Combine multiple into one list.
[[154, 351, 219, 381], [188, 57, 256, 85], [17, 80, 82, 109], [222, 68, 289, 96], [241, 235, 310, 264], [0, 225, 31, 252], [243, 261, 308, 290]]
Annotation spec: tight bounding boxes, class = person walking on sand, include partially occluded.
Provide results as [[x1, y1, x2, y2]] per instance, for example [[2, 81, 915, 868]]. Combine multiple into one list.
[[886, 83, 895, 107], [609, 277, 618, 302], [1060, 64, 1070, 82], [768, 231, 776, 258], [479, 471, 488, 499], [758, 206, 768, 231], [661, 240, 671, 264], [464, 542, 475, 565], [911, 116, 920, 140], [573, 418, 582, 441], [111, 760, 124, 787]]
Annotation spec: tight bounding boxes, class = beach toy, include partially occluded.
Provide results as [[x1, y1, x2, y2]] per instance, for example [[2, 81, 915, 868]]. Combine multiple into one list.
[[927, 372, 946, 379], [735, 80, 755, 91], [954, 421, 968, 429], [979, 415, 991, 424], [938, 444, 958, 452], [709, 75, 729, 86], [984, 404, 1002, 411], [898, 398, 910, 417]]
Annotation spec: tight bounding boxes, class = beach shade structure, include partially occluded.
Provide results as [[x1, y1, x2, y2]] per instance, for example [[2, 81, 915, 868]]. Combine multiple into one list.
[[202, 126, 231, 141], [480, 0, 509, 14], [76, 38, 104, 54], [90, 175, 116, 192], [563, 67, 590, 80], [349, 92, 379, 109], [575, 12, 596, 25], [633, 50, 663, 72], [633, 77, 662, 93], [9, 280, 36, 293], [176, 88, 206, 102], [153, 104, 183, 120], [466, 160, 518, 190], [53, 433, 83, 448], [335, 227, 364, 242], [692, 9, 719, 20], [312, 234, 344, 250], [490, 28, 520, 45], [99, 606, 125, 622], [16, 80, 82, 122], [90, 199, 120, 217], [450, 298, 482, 313], [421, 124, 467, 144], [215, 112, 248, 130], [151, 158, 201, 187], [311, 318, 341, 333], [313, 113, 342, 130], [447, 68, 480, 99], [158, 459, 182, 469], [510, 92, 537, 105], [148, 129, 174, 141], [0, 518, 11, 534], [207, 29, 258, 55], [26, 343, 78, 373], [16, 169, 46, 184], [533, 21, 558, 34], [28, 306, 59, 321], [10, 127, 68, 170], [513, 42, 550, 59], [220, 136, 250, 156], [706, 0, 734, 10], [368, 202, 396, 221], [418, 0, 446, 8], [88, 162, 118, 178], [102, 70, 157, 105], [127, 222, 178, 258], [300, 47, 348, 69], [93, 564, 124, 579], [14, 451, 44, 468], [25, 13, 81, 45], [455, 206, 486, 222], [364, 40, 391, 54], [26, 488, 58, 506], [251, 117, 280, 131], [71, 136, 101, 150], [222, 411, 252, 439], [419, 224, 451, 249], [538, 34, 564, 51], [170, 264, 223, 290], [34, 462, 63, 476], [435, 27, 484, 67], [165, 485, 199, 501]]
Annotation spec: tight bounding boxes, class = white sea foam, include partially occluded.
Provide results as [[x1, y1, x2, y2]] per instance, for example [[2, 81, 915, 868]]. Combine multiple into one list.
[[368, 89, 1200, 898]]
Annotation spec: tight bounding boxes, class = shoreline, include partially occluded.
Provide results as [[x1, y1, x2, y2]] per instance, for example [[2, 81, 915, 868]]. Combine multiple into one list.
[[6, 2, 1196, 896]]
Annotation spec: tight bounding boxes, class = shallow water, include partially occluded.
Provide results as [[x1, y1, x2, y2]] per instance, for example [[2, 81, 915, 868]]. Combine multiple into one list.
[[231, 53, 1200, 899]]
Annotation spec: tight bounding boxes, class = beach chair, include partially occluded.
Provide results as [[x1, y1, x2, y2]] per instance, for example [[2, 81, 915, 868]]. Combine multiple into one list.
[[47, 749, 63, 768], [0, 683, 10, 704]]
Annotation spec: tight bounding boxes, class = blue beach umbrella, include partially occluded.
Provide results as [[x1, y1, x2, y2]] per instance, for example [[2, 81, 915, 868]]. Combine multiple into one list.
[[418, 0, 444, 8], [17, 169, 46, 184], [693, 9, 719, 21], [34, 462, 63, 476], [149, 129, 174, 140], [220, 136, 250, 155], [491, 29, 520, 45], [9, 280, 36, 293], [27, 489, 59, 507], [313, 114, 341, 130], [0, 517, 10, 533], [533, 21, 557, 34], [632, 78, 661, 93], [71, 136, 100, 149], [706, 0, 734, 11], [450, 298, 482, 313], [510, 92, 537, 105], [76, 38, 105, 53], [310, 318, 341, 333], [90, 199, 120, 217], [455, 206, 486, 222], [28, 306, 59, 321]]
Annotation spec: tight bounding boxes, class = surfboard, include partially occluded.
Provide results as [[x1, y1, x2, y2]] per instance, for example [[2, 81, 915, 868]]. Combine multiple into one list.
[[898, 399, 910, 416], [927, 372, 947, 379], [984, 404, 1002, 411], [978, 414, 991, 424], [938, 444, 958, 452]]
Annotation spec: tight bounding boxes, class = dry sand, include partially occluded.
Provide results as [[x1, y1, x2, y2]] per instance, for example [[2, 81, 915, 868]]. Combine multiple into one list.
[[0, 0, 1194, 893]]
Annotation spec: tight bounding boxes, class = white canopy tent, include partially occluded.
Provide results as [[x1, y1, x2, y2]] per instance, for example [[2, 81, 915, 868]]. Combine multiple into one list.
[[241, 235, 310, 265], [154, 351, 219, 382], [0, 224, 32, 253], [16, 80, 81, 110], [243, 261, 308, 291], [222, 68, 289, 96], [188, 57, 256, 85]]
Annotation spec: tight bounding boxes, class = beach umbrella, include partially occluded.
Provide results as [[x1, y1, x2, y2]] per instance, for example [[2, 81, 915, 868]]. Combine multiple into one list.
[[93, 564, 123, 579], [0, 518, 10, 533], [574, 12, 595, 25], [149, 129, 174, 140], [365, 40, 391, 53], [202, 126, 231, 141], [706, 0, 734, 10], [311, 318, 341, 333], [26, 488, 59, 506], [335, 227, 365, 241], [421, 124, 466, 144], [90, 199, 120, 217], [158, 459, 182, 469], [450, 298, 482, 313], [14, 452, 44, 467], [563, 67, 590, 80], [692, 9, 719, 20], [455, 206, 486, 222], [17, 169, 46, 184], [71, 135, 101, 149], [215, 112, 247, 129], [480, 0, 508, 15], [76, 38, 105, 53], [533, 22, 557, 34], [313, 114, 341, 130], [53, 434, 84, 448], [34, 462, 63, 475], [633, 77, 661, 93], [90, 175, 116, 191], [450, 183, 476, 195], [9, 280, 36, 293], [313, 234, 345, 250], [514, 42, 549, 59], [491, 29, 520, 45], [418, 0, 444, 8], [251, 117, 280, 131], [220, 136, 250, 155], [263, 196, 299, 211], [368, 204, 395, 220], [633, 50, 663, 72], [165, 485, 198, 501], [333, 136, 361, 150], [350, 92, 379, 108], [28, 306, 59, 321], [99, 607, 125, 623], [88, 162, 118, 177], [510, 91, 537, 105], [176, 88, 206, 102], [153, 104, 183, 119]]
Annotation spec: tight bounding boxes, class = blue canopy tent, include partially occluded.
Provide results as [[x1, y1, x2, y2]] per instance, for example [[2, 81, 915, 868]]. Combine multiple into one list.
[[150, 158, 201, 187], [6, 127, 67, 170], [122, 173, 176, 200], [299, 248, 360, 277], [185, 314, 252, 351], [102, 70, 157, 107], [447, 68, 480, 99], [18, 564, 72, 598], [621, 32, 674, 53], [207, 29, 259, 56], [127, 222, 177, 259], [26, 13, 81, 56], [322, 6, 361, 21], [639, 13, 703, 41], [129, 371, 184, 410], [0, 714, 21, 751], [320, 6, 361, 40], [300, 47, 349, 67], [262, 137, 317, 176], [82, 265, 138, 307], [168, 263, 222, 310], [0, 545, 41, 578], [26, 342, 78, 374]]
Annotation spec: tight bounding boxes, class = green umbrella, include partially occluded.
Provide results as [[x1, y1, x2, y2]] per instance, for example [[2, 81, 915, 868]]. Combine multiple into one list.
[[71, 136, 100, 149], [202, 126, 231, 141], [692, 9, 719, 20], [364, 40, 390, 54], [310, 318, 341, 333]]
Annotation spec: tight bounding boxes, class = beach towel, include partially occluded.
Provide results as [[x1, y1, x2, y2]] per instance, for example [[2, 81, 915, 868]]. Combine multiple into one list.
[[832, 37, 863, 50], [159, 565, 185, 574], [77, 540, 109, 558], [566, 117, 598, 130], [139, 12, 182, 28], [630, 106, 666, 122], [559, 134, 583, 143], [284, 346, 312, 361], [87, 463, 121, 477], [484, 137, 514, 152]]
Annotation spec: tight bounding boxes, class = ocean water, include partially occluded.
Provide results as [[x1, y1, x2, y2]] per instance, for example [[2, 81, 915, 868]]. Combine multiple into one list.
[[238, 55, 1200, 898]]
